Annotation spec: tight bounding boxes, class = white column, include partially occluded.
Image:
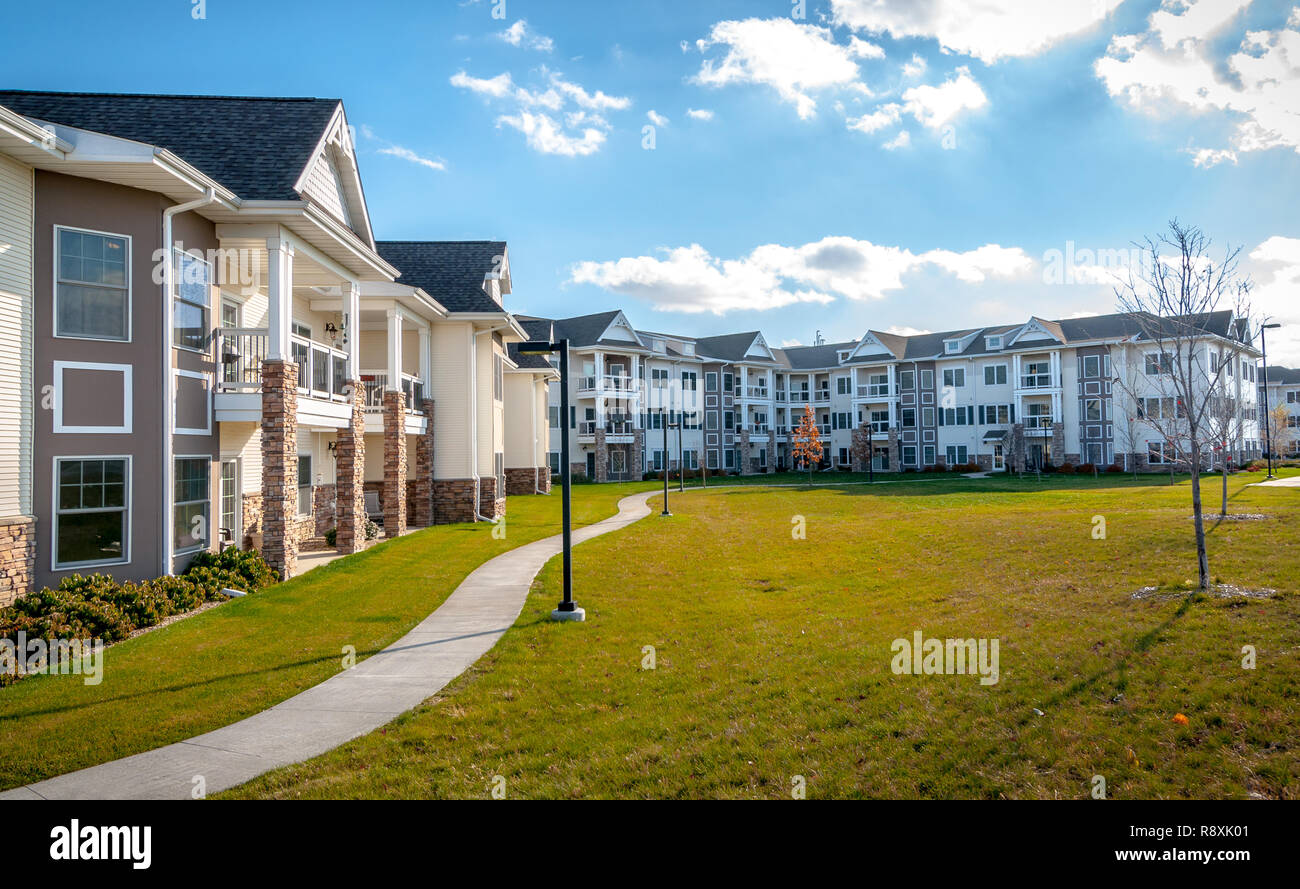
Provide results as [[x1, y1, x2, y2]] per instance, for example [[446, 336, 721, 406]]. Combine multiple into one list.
[[266, 237, 294, 360], [419, 326, 431, 392], [343, 280, 360, 375], [386, 308, 402, 391]]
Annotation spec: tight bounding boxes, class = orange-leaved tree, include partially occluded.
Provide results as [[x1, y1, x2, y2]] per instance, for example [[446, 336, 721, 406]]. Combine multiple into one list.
[[791, 404, 823, 484]]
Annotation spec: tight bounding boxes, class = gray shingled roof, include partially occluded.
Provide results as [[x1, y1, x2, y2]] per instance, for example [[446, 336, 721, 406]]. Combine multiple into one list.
[[508, 318, 555, 369], [376, 241, 506, 314], [547, 311, 630, 347], [773, 341, 858, 370], [0, 90, 341, 201], [695, 331, 771, 362], [1263, 366, 1300, 385]]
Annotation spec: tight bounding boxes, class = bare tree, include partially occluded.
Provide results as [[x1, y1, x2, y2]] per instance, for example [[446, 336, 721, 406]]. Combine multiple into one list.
[[1265, 402, 1296, 459], [1113, 220, 1252, 590]]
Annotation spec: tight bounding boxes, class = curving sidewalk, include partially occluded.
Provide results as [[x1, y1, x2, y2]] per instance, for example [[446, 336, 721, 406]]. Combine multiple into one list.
[[1, 491, 655, 801]]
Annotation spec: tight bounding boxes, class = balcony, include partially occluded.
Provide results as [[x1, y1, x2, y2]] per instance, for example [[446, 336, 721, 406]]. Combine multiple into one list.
[[213, 327, 354, 427], [744, 386, 770, 399], [813, 390, 831, 403], [787, 390, 811, 404], [1018, 373, 1056, 390], [358, 370, 425, 412], [1024, 414, 1055, 436], [856, 384, 890, 399], [580, 374, 641, 397], [578, 417, 637, 443]]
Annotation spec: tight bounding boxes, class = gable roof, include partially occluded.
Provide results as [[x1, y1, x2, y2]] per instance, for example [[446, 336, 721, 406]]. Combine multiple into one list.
[[1263, 366, 1300, 385], [376, 241, 506, 314], [695, 331, 773, 363], [507, 318, 557, 370], [549, 311, 634, 348], [0, 90, 342, 202], [773, 341, 859, 370]]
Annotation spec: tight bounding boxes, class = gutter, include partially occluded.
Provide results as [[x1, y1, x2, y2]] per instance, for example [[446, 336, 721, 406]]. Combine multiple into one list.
[[161, 187, 219, 576]]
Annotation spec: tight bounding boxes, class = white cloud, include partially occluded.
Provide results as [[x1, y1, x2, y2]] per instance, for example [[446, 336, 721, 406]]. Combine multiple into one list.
[[569, 236, 1033, 314], [1248, 235, 1300, 365], [902, 67, 988, 129], [846, 103, 901, 134], [1095, 3, 1300, 162], [882, 130, 911, 150], [848, 36, 885, 59], [884, 325, 931, 336], [1187, 146, 1238, 167], [686, 108, 715, 121], [692, 17, 869, 120], [498, 112, 606, 157], [498, 19, 554, 52], [451, 68, 631, 156], [647, 109, 669, 127], [902, 54, 927, 78], [377, 145, 447, 171], [831, 0, 1123, 64], [781, 338, 805, 347]]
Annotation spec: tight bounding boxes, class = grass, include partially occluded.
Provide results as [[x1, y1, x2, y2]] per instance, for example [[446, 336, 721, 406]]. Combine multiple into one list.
[[0, 481, 652, 790], [227, 469, 1300, 800]]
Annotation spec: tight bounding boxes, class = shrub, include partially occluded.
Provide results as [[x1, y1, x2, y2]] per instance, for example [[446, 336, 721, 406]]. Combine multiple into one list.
[[1076, 462, 1097, 475], [1105, 464, 1124, 473], [1058, 463, 1077, 474], [324, 527, 337, 547], [1, 549, 278, 687]]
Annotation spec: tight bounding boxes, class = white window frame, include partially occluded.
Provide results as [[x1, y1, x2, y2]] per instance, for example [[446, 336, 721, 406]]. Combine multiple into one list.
[[53, 225, 132, 343], [297, 453, 313, 517], [173, 454, 211, 555], [172, 247, 212, 354], [52, 361, 133, 434], [52, 454, 132, 571], [174, 368, 213, 436], [984, 363, 1008, 386]]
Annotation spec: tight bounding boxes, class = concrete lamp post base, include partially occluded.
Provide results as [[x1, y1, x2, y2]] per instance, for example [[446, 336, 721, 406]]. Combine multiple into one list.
[[550, 606, 587, 622]]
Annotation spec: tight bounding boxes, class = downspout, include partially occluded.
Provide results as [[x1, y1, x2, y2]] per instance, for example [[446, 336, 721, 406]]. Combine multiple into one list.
[[161, 187, 217, 576]]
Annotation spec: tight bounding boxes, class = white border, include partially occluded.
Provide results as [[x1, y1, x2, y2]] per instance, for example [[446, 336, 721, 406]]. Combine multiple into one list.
[[52, 224, 132, 343], [51, 454, 133, 572], [173, 368, 213, 436], [52, 360, 133, 434], [173, 453, 213, 555]]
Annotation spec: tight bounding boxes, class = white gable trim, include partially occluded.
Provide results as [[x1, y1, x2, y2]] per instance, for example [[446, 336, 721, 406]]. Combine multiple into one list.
[[598, 311, 647, 347], [1008, 317, 1063, 346], [292, 103, 375, 248], [745, 332, 774, 360]]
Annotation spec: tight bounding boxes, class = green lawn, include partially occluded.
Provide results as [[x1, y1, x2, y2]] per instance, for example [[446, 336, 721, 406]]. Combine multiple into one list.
[[227, 470, 1300, 800], [0, 482, 652, 790]]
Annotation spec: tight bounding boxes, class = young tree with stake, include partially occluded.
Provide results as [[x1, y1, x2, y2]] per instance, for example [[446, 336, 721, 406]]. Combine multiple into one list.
[[792, 404, 823, 486]]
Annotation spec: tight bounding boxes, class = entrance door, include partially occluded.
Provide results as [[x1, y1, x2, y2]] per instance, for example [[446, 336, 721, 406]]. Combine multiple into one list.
[[992, 444, 1005, 471], [585, 451, 596, 478]]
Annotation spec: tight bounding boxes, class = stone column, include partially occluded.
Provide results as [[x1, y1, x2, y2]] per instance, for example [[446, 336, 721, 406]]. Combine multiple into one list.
[[851, 425, 868, 472], [0, 516, 36, 605], [632, 429, 645, 480], [382, 390, 407, 537], [594, 429, 608, 482], [767, 428, 776, 473], [261, 359, 298, 580], [740, 430, 754, 475], [1009, 423, 1026, 472], [887, 428, 901, 471], [1051, 422, 1066, 466], [335, 379, 366, 553], [412, 399, 435, 526]]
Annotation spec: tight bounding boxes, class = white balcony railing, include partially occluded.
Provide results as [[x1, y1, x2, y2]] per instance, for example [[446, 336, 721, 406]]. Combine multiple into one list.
[[857, 384, 890, 398], [359, 370, 425, 412], [813, 390, 831, 403], [290, 333, 350, 401], [215, 327, 268, 391], [1019, 373, 1055, 389], [745, 386, 769, 399]]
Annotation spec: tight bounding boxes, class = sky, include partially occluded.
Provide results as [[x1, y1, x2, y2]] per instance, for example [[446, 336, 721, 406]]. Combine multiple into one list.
[[4, 0, 1300, 362]]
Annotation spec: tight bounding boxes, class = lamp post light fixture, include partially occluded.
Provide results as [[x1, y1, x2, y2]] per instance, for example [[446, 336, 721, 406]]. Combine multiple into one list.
[[1260, 322, 1281, 480], [517, 338, 583, 622]]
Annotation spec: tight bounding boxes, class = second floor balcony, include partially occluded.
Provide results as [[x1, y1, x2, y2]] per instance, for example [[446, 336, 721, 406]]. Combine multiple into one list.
[[215, 327, 350, 403]]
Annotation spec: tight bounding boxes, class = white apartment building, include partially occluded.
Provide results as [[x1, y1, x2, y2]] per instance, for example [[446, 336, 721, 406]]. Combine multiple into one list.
[[1260, 366, 1300, 458], [533, 309, 1264, 480]]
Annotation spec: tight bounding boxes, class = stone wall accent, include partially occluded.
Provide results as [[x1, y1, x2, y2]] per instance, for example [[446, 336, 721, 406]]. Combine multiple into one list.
[[0, 516, 36, 605], [767, 428, 776, 473], [479, 474, 506, 520], [632, 429, 645, 480], [887, 428, 901, 471], [535, 466, 552, 493], [382, 390, 407, 537], [313, 483, 336, 537], [241, 492, 263, 550], [505, 467, 539, 495], [1009, 423, 1026, 473], [260, 359, 298, 580], [850, 424, 869, 472], [739, 430, 754, 476], [411, 399, 435, 527], [433, 478, 478, 524], [335, 379, 366, 554], [1051, 422, 1066, 466], [594, 429, 608, 482]]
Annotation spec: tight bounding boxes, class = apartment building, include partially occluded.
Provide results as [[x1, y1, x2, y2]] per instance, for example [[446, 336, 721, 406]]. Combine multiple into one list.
[[536, 309, 1264, 481], [1260, 366, 1300, 457], [0, 91, 552, 603]]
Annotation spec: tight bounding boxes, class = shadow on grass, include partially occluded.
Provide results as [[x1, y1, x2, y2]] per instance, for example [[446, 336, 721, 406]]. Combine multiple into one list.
[[1017, 594, 1198, 727]]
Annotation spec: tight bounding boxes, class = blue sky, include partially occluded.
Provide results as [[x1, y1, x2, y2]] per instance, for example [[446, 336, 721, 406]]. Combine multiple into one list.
[[4, 0, 1299, 360]]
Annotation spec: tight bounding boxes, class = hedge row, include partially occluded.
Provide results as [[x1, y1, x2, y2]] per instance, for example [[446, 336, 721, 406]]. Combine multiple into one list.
[[1, 548, 278, 682]]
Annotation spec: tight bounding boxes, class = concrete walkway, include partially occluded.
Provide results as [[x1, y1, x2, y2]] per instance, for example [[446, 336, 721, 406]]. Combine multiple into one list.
[[1, 491, 654, 801], [1251, 476, 1300, 488]]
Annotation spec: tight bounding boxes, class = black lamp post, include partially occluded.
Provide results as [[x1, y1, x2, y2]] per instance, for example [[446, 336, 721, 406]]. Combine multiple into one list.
[[518, 338, 582, 621], [660, 408, 673, 516], [1260, 322, 1281, 480]]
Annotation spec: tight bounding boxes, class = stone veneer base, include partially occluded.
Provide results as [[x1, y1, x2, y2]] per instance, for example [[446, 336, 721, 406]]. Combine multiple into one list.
[[0, 516, 36, 605]]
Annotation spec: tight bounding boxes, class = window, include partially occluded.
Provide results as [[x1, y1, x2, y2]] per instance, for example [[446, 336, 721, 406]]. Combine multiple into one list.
[[1144, 352, 1171, 376], [901, 445, 917, 466], [839, 447, 849, 465], [651, 450, 664, 471], [985, 335, 1002, 351], [923, 445, 936, 466], [549, 406, 560, 428], [945, 340, 961, 353], [920, 370, 934, 390], [493, 353, 504, 402], [1023, 361, 1052, 387], [724, 410, 734, 430], [940, 406, 974, 426], [984, 364, 1008, 386], [297, 455, 312, 517], [902, 407, 916, 428], [651, 368, 669, 388], [1083, 355, 1101, 378], [723, 373, 733, 393], [174, 457, 210, 553], [56, 227, 130, 340], [724, 449, 735, 469], [945, 446, 969, 465], [549, 452, 560, 473], [220, 459, 239, 544], [495, 452, 505, 494], [706, 411, 718, 430], [173, 248, 211, 351], [54, 457, 129, 568], [611, 450, 627, 475], [869, 410, 888, 433], [1085, 398, 1103, 422], [1148, 442, 1176, 465], [706, 372, 718, 392], [899, 369, 914, 391], [922, 406, 935, 427], [837, 377, 850, 395], [682, 371, 697, 391], [943, 368, 965, 388], [683, 449, 698, 470], [707, 450, 719, 470], [978, 404, 1013, 425]]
